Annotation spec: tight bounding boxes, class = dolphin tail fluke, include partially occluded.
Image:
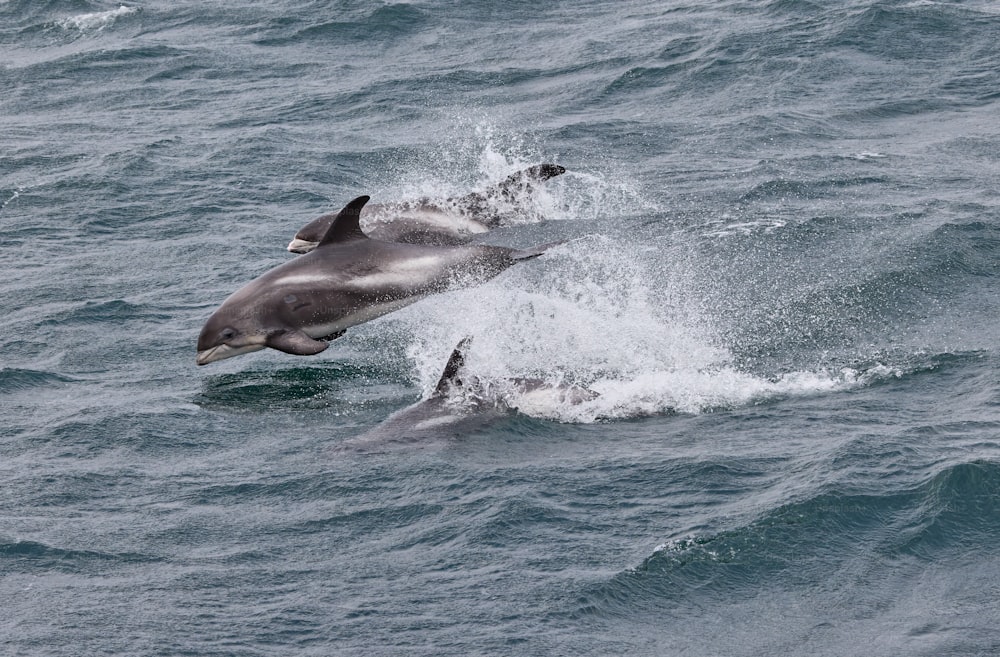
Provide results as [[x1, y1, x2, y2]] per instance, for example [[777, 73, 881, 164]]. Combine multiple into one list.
[[433, 337, 472, 396]]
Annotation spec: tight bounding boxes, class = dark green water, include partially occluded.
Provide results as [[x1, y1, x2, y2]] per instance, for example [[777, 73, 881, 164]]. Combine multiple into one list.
[[2, 1, 999, 655]]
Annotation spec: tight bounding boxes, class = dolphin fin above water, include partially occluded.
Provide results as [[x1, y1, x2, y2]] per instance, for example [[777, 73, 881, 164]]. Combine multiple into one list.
[[433, 337, 471, 396], [316, 195, 369, 246], [333, 339, 600, 453]]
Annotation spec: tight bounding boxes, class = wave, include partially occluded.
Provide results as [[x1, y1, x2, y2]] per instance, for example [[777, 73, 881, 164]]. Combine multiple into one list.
[[391, 233, 916, 422], [0, 539, 159, 574], [253, 3, 428, 47], [194, 362, 409, 413], [574, 460, 1000, 621], [38, 299, 171, 327], [0, 368, 76, 394]]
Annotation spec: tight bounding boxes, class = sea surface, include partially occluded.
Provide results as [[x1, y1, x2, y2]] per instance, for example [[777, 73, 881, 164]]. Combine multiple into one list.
[[2, 1, 999, 655]]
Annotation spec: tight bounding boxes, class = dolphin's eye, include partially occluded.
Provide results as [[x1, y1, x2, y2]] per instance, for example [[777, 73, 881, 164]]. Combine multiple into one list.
[[220, 328, 237, 341]]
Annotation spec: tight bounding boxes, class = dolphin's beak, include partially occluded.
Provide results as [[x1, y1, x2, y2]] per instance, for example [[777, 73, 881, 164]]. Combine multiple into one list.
[[287, 238, 317, 254], [196, 342, 265, 365], [196, 346, 223, 366]]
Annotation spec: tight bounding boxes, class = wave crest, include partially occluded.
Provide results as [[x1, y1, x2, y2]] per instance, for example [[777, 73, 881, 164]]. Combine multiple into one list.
[[57, 5, 137, 32]]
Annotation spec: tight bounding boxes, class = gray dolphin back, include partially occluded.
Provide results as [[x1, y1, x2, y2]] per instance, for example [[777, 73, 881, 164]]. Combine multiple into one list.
[[287, 164, 566, 253]]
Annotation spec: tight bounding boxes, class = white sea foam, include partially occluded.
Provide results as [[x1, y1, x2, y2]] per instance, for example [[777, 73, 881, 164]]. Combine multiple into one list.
[[849, 152, 887, 161], [703, 218, 788, 238], [58, 5, 136, 32], [1, 187, 22, 211], [548, 364, 900, 422]]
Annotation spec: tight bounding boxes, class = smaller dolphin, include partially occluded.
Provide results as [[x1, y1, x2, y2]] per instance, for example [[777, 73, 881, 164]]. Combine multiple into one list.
[[287, 164, 566, 253], [197, 197, 560, 365], [336, 339, 599, 452]]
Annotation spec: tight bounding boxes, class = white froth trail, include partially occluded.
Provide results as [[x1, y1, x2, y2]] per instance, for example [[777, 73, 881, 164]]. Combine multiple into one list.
[[401, 257, 902, 422], [552, 365, 902, 422], [58, 5, 136, 32]]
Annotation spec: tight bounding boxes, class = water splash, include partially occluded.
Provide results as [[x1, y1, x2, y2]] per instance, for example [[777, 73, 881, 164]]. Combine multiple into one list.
[[384, 202, 901, 422], [352, 124, 908, 423], [371, 116, 650, 228], [389, 234, 751, 421]]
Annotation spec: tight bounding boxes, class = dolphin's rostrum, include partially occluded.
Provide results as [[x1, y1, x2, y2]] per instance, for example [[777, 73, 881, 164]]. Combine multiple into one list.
[[197, 195, 560, 365]]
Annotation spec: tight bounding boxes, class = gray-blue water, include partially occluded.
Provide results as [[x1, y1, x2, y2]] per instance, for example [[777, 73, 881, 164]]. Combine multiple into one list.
[[2, 1, 999, 655]]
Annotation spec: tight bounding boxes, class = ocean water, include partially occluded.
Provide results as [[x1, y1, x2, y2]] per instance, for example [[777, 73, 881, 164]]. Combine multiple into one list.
[[2, 1, 999, 655]]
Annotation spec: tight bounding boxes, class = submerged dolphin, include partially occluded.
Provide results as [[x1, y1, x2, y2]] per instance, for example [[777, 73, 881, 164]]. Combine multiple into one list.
[[287, 164, 566, 253], [197, 196, 560, 365], [336, 339, 599, 452]]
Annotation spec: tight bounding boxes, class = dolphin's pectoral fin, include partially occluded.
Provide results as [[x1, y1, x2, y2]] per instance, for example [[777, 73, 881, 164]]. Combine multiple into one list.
[[266, 330, 330, 356], [319, 329, 346, 342]]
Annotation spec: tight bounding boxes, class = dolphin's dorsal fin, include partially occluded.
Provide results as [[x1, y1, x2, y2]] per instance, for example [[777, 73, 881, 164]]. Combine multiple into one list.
[[318, 195, 371, 246], [433, 337, 472, 396]]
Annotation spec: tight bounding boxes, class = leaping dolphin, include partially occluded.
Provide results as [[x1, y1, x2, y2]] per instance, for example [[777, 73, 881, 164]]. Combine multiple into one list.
[[286, 164, 566, 253], [197, 196, 560, 365]]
